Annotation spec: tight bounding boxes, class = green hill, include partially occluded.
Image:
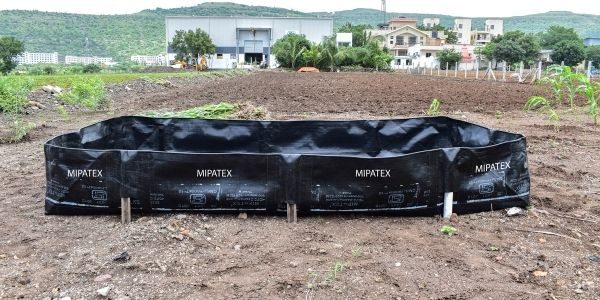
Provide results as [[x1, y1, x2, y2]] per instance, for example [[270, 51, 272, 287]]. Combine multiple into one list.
[[1, 3, 599, 62]]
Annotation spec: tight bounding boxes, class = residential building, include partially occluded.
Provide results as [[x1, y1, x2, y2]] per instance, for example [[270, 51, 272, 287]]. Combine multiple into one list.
[[131, 54, 167, 66], [368, 16, 447, 68], [584, 38, 600, 46], [422, 17, 440, 28], [453, 18, 472, 44], [15, 52, 59, 64], [65, 55, 113, 65], [336, 33, 352, 47], [165, 16, 333, 69], [485, 19, 503, 38], [402, 44, 479, 69]]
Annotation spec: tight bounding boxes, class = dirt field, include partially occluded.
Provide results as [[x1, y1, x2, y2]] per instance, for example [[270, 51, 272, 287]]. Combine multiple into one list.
[[1, 71, 599, 299]]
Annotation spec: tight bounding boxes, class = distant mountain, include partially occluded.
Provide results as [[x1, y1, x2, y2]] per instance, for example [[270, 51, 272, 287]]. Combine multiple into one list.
[[0, 2, 599, 61]]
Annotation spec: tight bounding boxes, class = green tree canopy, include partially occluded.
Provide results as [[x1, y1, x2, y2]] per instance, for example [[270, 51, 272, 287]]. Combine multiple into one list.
[[0, 36, 25, 74], [272, 33, 311, 69], [483, 31, 540, 64], [169, 29, 216, 63], [585, 45, 600, 68], [551, 40, 586, 66], [539, 26, 581, 49], [337, 23, 372, 47], [437, 48, 461, 69]]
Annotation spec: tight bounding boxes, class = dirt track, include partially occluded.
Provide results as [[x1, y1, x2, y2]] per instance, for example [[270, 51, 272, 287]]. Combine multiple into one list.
[[0, 71, 598, 299]]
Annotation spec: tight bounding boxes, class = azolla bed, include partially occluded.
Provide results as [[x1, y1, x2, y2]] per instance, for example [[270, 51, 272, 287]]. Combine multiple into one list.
[[44, 116, 530, 215]]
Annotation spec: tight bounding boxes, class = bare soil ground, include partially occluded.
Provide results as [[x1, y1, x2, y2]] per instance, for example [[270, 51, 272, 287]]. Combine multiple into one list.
[[0, 71, 599, 299]]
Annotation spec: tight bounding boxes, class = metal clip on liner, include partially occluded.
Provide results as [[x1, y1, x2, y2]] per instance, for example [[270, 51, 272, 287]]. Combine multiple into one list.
[[44, 116, 530, 216]]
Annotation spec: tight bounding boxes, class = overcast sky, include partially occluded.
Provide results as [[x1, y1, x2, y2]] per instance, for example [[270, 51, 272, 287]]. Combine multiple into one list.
[[0, 0, 598, 17]]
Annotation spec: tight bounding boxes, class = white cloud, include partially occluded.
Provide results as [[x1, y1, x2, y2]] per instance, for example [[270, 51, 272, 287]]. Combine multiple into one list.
[[0, 0, 598, 16]]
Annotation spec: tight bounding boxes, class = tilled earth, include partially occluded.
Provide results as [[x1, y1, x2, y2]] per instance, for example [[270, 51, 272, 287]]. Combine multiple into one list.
[[0, 71, 598, 299]]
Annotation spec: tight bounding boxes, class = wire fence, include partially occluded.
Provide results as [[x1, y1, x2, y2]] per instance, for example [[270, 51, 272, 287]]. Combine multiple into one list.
[[394, 61, 598, 83]]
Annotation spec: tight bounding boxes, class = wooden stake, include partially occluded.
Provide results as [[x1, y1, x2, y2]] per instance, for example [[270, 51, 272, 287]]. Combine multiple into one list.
[[443, 192, 453, 219], [287, 203, 297, 223], [121, 197, 131, 224]]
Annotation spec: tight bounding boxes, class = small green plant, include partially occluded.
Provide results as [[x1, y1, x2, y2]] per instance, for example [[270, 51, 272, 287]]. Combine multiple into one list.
[[60, 77, 106, 110], [488, 246, 499, 251], [439, 225, 457, 236], [577, 77, 599, 124], [427, 98, 440, 115], [495, 111, 503, 119], [0, 115, 35, 143], [525, 96, 560, 129], [351, 246, 363, 257], [0, 77, 33, 114], [56, 105, 70, 120]]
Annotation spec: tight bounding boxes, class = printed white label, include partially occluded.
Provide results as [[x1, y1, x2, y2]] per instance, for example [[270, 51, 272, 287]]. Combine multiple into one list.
[[196, 169, 232, 178], [475, 161, 510, 173], [67, 169, 103, 177], [355, 169, 391, 178]]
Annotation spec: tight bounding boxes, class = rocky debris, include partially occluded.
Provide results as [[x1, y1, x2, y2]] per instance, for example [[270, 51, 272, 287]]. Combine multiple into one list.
[[289, 261, 299, 268], [28, 100, 47, 109], [175, 214, 187, 220], [17, 277, 31, 285], [234, 244, 241, 251], [506, 207, 526, 217], [394, 262, 401, 267], [588, 255, 600, 262], [42, 85, 63, 94], [113, 251, 130, 263], [532, 270, 547, 277], [97, 286, 111, 297], [172, 233, 185, 241], [237, 212, 248, 219], [94, 274, 112, 282], [56, 252, 67, 259]]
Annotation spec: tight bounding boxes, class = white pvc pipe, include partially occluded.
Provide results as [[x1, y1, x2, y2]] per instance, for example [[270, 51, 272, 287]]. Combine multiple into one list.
[[443, 192, 454, 219]]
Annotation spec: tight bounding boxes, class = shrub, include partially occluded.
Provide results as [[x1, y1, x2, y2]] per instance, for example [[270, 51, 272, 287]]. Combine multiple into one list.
[[0, 115, 35, 143], [0, 76, 33, 113], [60, 77, 106, 109], [43, 66, 55, 75], [82, 64, 102, 74]]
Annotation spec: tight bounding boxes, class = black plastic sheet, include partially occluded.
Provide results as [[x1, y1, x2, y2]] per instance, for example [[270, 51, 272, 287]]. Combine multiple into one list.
[[44, 116, 530, 215]]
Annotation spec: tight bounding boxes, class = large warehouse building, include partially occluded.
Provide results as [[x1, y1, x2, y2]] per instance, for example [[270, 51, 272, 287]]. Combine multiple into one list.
[[165, 16, 333, 69]]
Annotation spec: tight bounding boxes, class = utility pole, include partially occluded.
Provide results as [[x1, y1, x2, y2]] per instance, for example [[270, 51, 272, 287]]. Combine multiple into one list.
[[381, 0, 386, 24]]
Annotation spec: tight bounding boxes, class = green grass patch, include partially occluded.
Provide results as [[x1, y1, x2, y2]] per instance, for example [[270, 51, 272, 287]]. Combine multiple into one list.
[[0, 77, 33, 114], [18, 70, 246, 89], [60, 77, 107, 110]]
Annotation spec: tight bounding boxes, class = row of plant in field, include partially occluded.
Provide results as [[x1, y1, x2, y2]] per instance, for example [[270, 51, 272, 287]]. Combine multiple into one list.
[[525, 65, 599, 127]]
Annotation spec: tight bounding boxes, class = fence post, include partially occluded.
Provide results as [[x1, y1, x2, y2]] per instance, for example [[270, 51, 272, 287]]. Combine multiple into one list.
[[502, 61, 506, 81], [430, 66, 433, 76], [588, 60, 593, 80], [445, 62, 449, 76], [537, 60, 542, 80], [519, 62, 524, 79], [437, 66, 440, 76], [455, 62, 458, 77], [476, 61, 479, 79], [464, 64, 467, 78], [561, 61, 564, 68]]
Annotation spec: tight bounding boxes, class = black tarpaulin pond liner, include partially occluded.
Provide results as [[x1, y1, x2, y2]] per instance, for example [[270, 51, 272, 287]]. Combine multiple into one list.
[[44, 116, 530, 215]]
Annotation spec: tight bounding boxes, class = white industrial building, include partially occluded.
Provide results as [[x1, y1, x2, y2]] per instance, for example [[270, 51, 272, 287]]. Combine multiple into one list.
[[15, 52, 59, 64], [131, 54, 167, 66], [65, 55, 113, 65], [165, 16, 333, 69], [336, 33, 352, 47]]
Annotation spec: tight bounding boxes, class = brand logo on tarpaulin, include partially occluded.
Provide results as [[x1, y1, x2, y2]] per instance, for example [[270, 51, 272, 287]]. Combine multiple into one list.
[[355, 169, 391, 178], [196, 169, 232, 178], [475, 161, 510, 173], [67, 169, 103, 177]]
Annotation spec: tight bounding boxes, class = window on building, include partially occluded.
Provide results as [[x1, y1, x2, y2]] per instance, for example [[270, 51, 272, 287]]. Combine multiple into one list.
[[396, 36, 403, 45], [458, 33, 463, 38], [458, 24, 463, 29], [490, 25, 495, 30], [425, 52, 432, 58], [408, 36, 417, 45], [390, 36, 394, 39], [217, 54, 223, 59]]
